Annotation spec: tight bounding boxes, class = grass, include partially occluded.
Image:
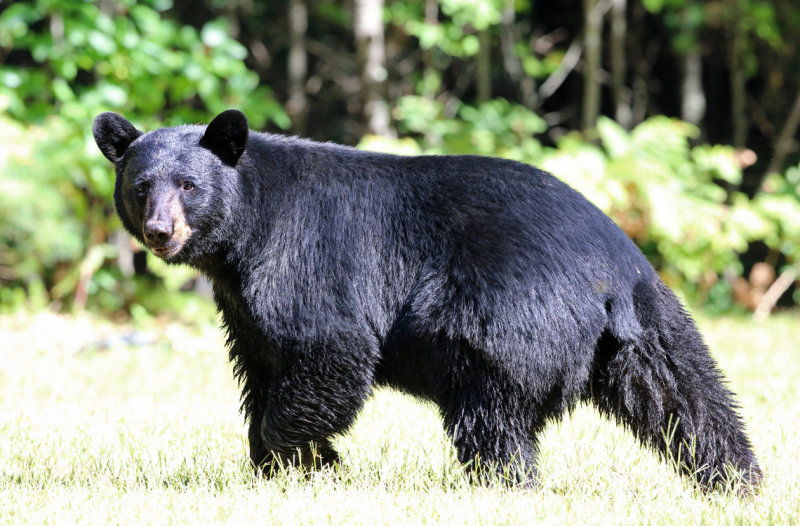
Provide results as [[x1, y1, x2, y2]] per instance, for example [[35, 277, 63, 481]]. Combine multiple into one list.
[[1, 310, 798, 524]]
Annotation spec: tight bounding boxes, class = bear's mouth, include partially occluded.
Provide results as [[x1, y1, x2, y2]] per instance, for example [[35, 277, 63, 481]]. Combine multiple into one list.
[[149, 242, 182, 259]]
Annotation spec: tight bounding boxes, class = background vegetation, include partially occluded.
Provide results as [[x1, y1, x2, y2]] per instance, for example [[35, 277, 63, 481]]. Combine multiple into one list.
[[1, 0, 799, 317]]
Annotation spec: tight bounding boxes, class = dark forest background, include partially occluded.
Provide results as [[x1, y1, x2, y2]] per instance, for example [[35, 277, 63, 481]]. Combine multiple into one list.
[[1, 0, 799, 319]]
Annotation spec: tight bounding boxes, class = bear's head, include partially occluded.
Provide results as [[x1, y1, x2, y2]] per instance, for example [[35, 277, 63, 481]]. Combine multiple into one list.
[[93, 110, 249, 264]]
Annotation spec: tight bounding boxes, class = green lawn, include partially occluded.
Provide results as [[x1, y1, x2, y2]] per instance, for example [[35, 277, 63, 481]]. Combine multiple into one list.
[[1, 311, 798, 524]]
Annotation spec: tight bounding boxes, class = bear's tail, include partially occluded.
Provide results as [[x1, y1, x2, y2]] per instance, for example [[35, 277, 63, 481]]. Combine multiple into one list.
[[589, 280, 761, 492]]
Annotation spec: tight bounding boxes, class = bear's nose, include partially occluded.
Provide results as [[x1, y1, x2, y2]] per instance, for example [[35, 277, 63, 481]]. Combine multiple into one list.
[[144, 220, 173, 246]]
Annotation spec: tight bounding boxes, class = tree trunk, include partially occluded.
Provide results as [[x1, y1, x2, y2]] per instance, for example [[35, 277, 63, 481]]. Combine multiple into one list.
[[762, 90, 800, 184], [629, 0, 652, 127], [681, 48, 705, 127], [754, 266, 798, 321], [422, 0, 439, 100], [539, 38, 583, 100], [500, 0, 537, 109], [583, 0, 603, 131], [477, 29, 491, 102], [355, 0, 393, 137], [610, 0, 630, 128], [727, 0, 747, 148], [287, 0, 309, 136]]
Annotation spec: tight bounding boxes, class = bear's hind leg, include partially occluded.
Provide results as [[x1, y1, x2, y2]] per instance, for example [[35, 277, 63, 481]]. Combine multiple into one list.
[[445, 395, 543, 487], [436, 340, 542, 486]]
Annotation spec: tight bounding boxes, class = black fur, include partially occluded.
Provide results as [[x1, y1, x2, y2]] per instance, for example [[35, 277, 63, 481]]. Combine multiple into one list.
[[93, 112, 142, 163], [200, 109, 249, 166], [93, 110, 761, 490]]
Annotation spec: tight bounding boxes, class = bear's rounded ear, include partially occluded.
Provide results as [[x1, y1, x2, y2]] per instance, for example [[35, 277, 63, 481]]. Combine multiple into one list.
[[200, 109, 249, 166], [93, 112, 143, 164]]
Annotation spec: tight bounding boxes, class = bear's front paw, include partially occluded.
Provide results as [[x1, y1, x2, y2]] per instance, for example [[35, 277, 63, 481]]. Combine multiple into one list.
[[253, 441, 341, 478]]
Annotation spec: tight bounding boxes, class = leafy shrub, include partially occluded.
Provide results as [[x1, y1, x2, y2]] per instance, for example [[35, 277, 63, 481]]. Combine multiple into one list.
[[0, 0, 288, 315], [364, 106, 800, 309]]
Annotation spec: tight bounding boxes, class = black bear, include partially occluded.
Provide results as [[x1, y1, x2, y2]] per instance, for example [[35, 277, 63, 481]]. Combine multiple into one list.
[[93, 109, 760, 490]]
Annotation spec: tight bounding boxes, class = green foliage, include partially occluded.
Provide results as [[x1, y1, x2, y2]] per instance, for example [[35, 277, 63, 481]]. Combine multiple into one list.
[[367, 110, 799, 308], [646, 0, 783, 65], [545, 117, 768, 301], [0, 0, 288, 126], [390, 0, 556, 86], [390, 96, 545, 160], [0, 0, 289, 313], [0, 112, 81, 309], [753, 167, 800, 264], [389, 0, 506, 59]]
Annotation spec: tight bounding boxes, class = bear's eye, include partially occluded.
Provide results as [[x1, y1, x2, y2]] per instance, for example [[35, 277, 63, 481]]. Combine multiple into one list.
[[135, 182, 148, 196], [181, 181, 195, 192]]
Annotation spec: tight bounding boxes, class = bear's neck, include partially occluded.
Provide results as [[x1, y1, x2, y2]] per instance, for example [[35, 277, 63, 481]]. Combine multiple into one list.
[[192, 134, 360, 307]]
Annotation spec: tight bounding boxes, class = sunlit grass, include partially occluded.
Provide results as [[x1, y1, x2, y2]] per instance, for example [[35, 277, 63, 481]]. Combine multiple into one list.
[[1, 311, 798, 524]]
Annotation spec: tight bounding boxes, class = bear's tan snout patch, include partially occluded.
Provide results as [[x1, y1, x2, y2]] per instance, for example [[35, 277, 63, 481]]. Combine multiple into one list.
[[143, 195, 193, 259]]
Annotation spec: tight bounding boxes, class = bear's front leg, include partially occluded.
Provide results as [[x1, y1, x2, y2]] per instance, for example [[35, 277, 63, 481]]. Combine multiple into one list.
[[252, 336, 377, 476], [247, 406, 271, 471], [250, 402, 340, 474]]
